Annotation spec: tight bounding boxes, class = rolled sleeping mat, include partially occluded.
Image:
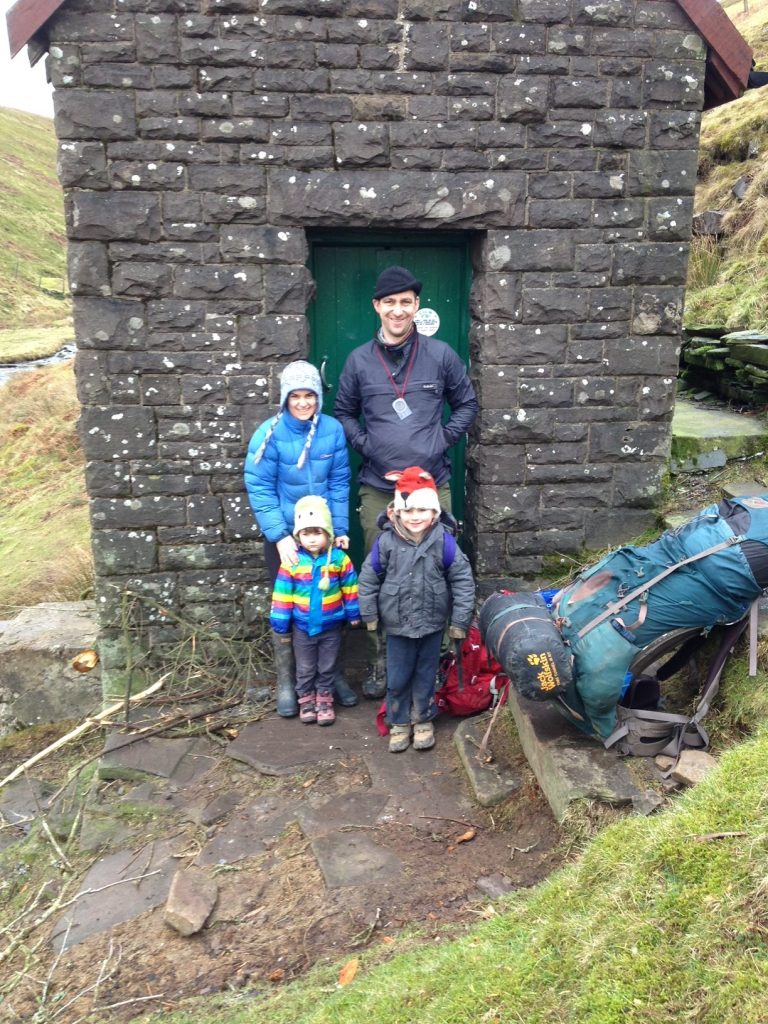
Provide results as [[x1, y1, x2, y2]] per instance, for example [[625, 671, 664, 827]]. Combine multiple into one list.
[[479, 591, 573, 701]]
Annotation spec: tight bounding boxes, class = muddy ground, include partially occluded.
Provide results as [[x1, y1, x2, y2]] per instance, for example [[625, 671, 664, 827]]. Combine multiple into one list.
[[0, 704, 565, 1024]]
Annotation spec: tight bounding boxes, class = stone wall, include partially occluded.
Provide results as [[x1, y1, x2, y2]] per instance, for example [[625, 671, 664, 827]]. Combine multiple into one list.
[[46, 0, 706, 692]]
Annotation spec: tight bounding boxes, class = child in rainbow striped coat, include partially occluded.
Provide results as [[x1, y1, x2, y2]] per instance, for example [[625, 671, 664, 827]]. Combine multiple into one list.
[[269, 495, 360, 725]]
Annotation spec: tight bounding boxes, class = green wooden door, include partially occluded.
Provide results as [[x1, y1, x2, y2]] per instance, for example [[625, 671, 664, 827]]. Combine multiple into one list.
[[307, 232, 471, 563]]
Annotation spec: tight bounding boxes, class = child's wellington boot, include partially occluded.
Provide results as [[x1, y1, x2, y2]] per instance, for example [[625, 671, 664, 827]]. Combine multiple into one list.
[[316, 691, 335, 726], [412, 721, 435, 750], [388, 724, 411, 753], [298, 693, 317, 724]]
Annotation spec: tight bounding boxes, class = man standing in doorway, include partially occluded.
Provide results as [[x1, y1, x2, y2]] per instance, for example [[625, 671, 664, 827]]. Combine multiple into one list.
[[334, 264, 478, 698]]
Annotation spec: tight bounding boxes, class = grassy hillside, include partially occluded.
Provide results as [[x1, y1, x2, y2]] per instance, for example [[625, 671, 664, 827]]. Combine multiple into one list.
[[0, 107, 69, 328], [685, 1, 768, 330], [0, 362, 91, 618]]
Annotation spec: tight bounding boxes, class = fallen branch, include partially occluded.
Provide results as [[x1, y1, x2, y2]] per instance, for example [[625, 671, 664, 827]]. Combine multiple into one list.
[[691, 831, 748, 843], [417, 814, 482, 831], [0, 675, 169, 793]]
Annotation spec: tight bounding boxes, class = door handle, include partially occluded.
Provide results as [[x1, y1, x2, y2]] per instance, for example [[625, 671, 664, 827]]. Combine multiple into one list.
[[319, 356, 331, 391]]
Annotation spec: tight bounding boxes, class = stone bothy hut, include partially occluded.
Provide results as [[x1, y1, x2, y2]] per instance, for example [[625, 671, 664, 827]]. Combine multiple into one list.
[[7, 0, 753, 694]]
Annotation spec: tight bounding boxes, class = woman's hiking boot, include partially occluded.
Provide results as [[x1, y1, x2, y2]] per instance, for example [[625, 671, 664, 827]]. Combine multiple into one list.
[[412, 721, 435, 750], [271, 631, 298, 718], [298, 693, 317, 724], [388, 724, 411, 753], [316, 691, 335, 726], [362, 629, 387, 700]]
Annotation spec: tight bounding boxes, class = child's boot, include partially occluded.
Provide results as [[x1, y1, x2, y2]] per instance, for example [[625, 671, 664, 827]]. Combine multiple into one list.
[[316, 691, 335, 726], [298, 692, 317, 724], [412, 721, 435, 750], [388, 724, 411, 753], [362, 628, 387, 700]]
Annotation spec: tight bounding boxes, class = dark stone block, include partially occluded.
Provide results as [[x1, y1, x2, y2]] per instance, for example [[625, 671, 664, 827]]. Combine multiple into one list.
[[529, 200, 594, 230], [91, 495, 187, 529], [113, 262, 174, 298], [252, 69, 330, 93], [553, 77, 610, 108], [643, 60, 705, 108], [573, 171, 626, 199], [527, 121, 594, 149], [498, 75, 549, 123], [67, 192, 162, 242], [153, 66, 195, 90], [263, 265, 316, 313], [134, 472, 209, 496], [54, 89, 137, 140], [574, 0, 633, 24], [79, 406, 156, 461], [139, 116, 200, 140], [334, 123, 389, 167], [649, 110, 701, 149], [592, 199, 644, 229], [75, 351, 110, 405], [222, 495, 261, 540], [58, 141, 108, 189], [612, 462, 666, 508], [584, 509, 658, 547], [493, 23, 547, 54], [469, 322, 567, 365], [108, 160, 187, 191], [175, 265, 263, 299], [83, 63, 153, 89], [470, 274, 522, 322], [74, 296, 147, 351], [590, 421, 670, 461], [91, 530, 158, 575], [648, 197, 694, 241], [84, 460, 132, 498], [592, 111, 648, 149], [613, 244, 688, 286], [631, 289, 684, 337], [159, 542, 262, 571], [628, 150, 698, 197], [466, 443, 526, 484], [186, 495, 222, 527], [237, 316, 308, 360], [147, 300, 206, 331], [68, 241, 109, 297], [522, 287, 590, 325], [518, 378, 575, 408], [350, 94, 407, 121], [268, 169, 525, 228]]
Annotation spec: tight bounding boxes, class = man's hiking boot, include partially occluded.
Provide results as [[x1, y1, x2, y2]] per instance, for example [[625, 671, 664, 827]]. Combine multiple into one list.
[[316, 691, 335, 726], [413, 721, 435, 750], [298, 693, 317, 724], [388, 724, 411, 753], [272, 631, 298, 718]]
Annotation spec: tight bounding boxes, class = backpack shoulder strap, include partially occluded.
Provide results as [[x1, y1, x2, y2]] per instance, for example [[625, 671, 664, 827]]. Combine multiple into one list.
[[442, 531, 457, 571], [577, 535, 745, 639], [605, 615, 750, 763], [370, 535, 385, 579]]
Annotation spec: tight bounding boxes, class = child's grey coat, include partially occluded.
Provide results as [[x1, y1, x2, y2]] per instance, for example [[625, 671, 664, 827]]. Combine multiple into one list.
[[358, 517, 475, 638]]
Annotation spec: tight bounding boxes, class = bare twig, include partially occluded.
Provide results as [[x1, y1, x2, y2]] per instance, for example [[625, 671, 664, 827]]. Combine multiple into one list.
[[691, 831, 747, 843], [418, 814, 482, 831], [0, 675, 169, 792]]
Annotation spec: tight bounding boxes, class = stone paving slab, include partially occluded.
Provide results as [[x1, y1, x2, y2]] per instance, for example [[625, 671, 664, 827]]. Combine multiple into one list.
[[506, 691, 652, 822], [311, 831, 403, 889], [453, 715, 522, 807], [50, 838, 178, 952], [227, 704, 381, 775], [196, 794, 295, 868], [296, 790, 389, 838], [99, 734, 198, 781]]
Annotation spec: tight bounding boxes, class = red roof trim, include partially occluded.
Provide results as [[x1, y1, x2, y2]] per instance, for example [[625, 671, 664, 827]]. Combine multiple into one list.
[[6, 0, 65, 58], [676, 0, 754, 106], [5, 0, 756, 107]]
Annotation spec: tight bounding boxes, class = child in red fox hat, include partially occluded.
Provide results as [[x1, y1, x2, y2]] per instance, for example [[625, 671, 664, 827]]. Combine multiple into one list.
[[357, 467, 475, 752]]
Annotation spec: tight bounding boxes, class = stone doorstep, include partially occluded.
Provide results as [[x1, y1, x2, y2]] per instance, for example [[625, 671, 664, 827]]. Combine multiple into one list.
[[505, 690, 657, 823], [453, 714, 522, 808], [670, 399, 768, 474]]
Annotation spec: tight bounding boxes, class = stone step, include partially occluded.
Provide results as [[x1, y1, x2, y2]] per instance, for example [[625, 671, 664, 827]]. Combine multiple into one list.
[[670, 398, 768, 474]]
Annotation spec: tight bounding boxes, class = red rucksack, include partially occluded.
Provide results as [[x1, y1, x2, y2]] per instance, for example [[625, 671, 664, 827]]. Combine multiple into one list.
[[375, 623, 510, 735], [436, 624, 510, 716]]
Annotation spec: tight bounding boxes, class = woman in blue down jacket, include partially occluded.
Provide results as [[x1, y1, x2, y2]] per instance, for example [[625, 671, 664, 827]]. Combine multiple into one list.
[[244, 360, 358, 716]]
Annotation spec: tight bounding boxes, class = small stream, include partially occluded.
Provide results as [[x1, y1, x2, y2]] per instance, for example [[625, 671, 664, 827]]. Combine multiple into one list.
[[0, 343, 77, 389]]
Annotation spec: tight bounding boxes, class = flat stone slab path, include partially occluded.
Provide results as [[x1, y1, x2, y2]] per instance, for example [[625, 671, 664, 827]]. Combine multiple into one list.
[[43, 702, 561, 960]]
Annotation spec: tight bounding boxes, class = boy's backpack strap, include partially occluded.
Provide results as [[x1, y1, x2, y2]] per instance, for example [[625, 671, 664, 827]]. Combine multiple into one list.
[[577, 535, 745, 639], [442, 531, 457, 571], [370, 535, 384, 579], [372, 530, 455, 578]]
